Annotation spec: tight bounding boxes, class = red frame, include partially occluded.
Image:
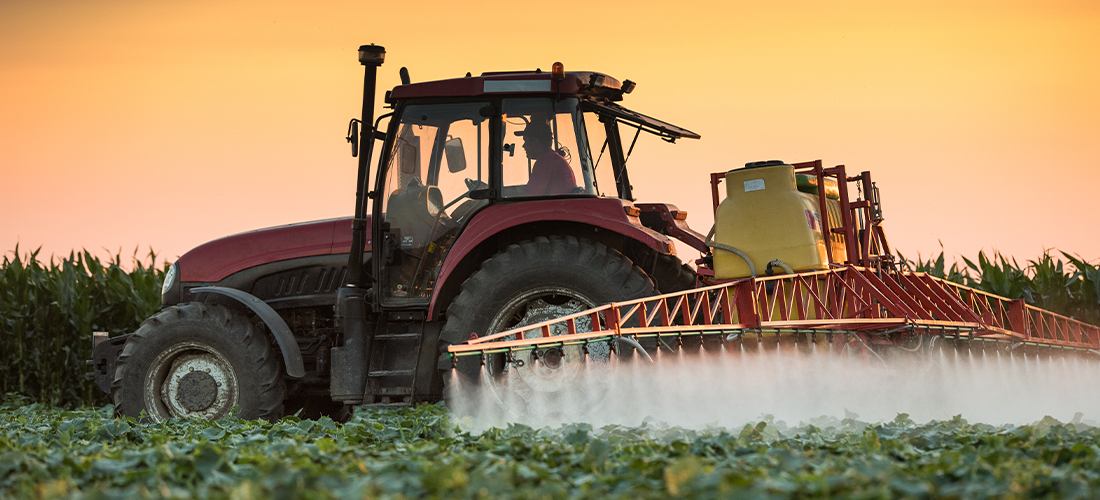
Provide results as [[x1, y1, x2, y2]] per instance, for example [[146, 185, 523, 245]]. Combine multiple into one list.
[[448, 266, 1100, 356]]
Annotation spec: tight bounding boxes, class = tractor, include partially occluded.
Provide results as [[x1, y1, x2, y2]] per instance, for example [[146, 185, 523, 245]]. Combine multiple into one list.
[[89, 45, 709, 420]]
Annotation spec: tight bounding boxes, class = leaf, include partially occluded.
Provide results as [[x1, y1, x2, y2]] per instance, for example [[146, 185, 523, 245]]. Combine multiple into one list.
[[201, 426, 226, 441], [664, 455, 703, 497], [192, 442, 224, 477]]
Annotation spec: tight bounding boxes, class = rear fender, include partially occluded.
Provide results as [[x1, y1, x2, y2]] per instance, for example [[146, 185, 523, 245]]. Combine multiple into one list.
[[428, 198, 674, 318], [190, 286, 306, 379]]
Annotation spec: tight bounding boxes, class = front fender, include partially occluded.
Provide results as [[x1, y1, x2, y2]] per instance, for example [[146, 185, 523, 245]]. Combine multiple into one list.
[[191, 286, 306, 379]]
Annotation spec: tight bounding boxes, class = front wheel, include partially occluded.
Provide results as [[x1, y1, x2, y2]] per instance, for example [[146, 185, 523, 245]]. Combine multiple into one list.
[[440, 236, 656, 417], [112, 303, 285, 421]]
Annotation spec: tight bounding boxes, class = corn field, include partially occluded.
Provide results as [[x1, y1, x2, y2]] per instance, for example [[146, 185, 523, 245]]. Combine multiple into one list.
[[0, 246, 166, 408], [1, 246, 1098, 408], [900, 248, 1100, 327]]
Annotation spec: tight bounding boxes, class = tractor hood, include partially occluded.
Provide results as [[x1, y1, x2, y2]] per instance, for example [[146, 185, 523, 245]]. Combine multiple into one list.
[[178, 217, 360, 283]]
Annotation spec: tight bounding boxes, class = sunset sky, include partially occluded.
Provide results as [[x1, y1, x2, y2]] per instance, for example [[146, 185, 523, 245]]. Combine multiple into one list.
[[2, 0, 1097, 269]]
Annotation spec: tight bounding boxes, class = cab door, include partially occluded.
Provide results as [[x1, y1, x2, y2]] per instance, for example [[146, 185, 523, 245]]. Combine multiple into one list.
[[375, 102, 491, 306]]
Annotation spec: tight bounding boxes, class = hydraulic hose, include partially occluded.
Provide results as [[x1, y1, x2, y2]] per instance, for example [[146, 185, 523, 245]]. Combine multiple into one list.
[[616, 336, 653, 363], [766, 259, 794, 275], [705, 225, 757, 278], [845, 332, 888, 368]]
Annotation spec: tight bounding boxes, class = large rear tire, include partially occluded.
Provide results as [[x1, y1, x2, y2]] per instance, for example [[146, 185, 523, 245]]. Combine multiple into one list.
[[650, 252, 697, 294], [112, 303, 285, 422], [440, 236, 656, 417]]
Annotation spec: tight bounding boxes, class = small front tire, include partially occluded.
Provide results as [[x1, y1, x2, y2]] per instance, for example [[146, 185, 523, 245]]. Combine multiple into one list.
[[112, 303, 285, 421]]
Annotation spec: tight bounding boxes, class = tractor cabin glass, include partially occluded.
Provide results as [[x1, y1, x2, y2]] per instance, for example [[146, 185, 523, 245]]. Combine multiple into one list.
[[379, 101, 490, 305], [500, 97, 602, 199]]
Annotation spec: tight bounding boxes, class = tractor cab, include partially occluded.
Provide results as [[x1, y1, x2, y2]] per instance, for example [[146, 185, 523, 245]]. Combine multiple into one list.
[[370, 67, 700, 307]]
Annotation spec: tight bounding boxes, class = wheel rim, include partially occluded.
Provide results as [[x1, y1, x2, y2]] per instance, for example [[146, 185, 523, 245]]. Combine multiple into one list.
[[143, 341, 239, 421], [485, 286, 609, 394]]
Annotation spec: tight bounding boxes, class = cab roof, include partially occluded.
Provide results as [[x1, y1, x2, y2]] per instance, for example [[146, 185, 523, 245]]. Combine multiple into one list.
[[388, 71, 627, 101]]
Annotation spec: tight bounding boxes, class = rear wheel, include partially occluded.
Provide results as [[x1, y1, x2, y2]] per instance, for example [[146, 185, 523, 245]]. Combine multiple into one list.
[[440, 236, 655, 417], [112, 303, 285, 422]]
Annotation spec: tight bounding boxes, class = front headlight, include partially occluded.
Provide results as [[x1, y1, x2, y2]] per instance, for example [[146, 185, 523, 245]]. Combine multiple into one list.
[[162, 263, 178, 297]]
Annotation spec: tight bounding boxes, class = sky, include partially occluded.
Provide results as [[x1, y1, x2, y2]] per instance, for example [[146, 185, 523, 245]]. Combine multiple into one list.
[[1, 0, 1097, 269]]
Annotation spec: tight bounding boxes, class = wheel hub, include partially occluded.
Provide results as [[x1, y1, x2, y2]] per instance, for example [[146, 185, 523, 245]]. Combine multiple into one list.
[[146, 344, 239, 421], [497, 295, 598, 393], [176, 371, 218, 411]]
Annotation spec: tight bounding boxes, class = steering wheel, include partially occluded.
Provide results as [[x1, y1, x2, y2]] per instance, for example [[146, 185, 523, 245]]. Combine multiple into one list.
[[443, 178, 489, 211]]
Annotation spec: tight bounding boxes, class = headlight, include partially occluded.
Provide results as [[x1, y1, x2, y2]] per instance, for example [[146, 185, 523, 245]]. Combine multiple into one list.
[[162, 263, 178, 297]]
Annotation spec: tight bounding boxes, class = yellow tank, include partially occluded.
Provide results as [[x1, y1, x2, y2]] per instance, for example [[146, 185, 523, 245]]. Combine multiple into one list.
[[713, 161, 830, 279]]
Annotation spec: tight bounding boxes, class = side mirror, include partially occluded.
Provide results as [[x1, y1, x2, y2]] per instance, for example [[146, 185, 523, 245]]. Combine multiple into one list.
[[444, 137, 467, 173], [400, 143, 418, 175], [347, 120, 360, 157]]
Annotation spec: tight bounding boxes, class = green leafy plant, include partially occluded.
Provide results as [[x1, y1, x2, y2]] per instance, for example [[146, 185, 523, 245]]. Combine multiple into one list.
[[961, 251, 1031, 300], [1062, 252, 1100, 326], [5, 401, 1100, 499]]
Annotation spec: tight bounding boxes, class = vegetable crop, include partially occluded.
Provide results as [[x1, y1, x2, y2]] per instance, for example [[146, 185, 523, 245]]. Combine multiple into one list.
[[4, 399, 1100, 499]]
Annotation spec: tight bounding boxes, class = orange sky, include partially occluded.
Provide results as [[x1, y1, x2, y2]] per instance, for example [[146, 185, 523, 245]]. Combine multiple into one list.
[[2, 0, 1098, 268]]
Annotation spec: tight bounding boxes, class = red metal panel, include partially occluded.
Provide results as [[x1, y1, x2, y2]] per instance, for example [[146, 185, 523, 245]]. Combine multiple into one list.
[[914, 276, 985, 324], [736, 279, 760, 328], [330, 217, 355, 253], [897, 273, 954, 321], [635, 203, 709, 254], [875, 271, 931, 320], [179, 217, 360, 283], [427, 198, 674, 317], [709, 172, 725, 216]]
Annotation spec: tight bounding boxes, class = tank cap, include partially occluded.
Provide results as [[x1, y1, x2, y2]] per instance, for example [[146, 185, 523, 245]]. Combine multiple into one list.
[[743, 160, 786, 169]]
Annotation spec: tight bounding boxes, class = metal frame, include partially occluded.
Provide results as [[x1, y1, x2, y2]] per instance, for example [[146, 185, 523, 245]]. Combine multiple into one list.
[[446, 267, 1100, 358], [451, 161, 1097, 359]]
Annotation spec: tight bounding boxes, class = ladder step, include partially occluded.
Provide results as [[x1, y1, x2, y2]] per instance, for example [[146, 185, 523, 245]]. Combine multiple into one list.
[[374, 333, 421, 340], [368, 369, 415, 377]]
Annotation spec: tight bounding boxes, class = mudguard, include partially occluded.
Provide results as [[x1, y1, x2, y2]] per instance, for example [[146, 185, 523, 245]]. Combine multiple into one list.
[[428, 198, 674, 317], [191, 286, 306, 379]]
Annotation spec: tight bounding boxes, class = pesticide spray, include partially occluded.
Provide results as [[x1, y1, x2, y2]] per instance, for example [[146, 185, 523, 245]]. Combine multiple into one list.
[[448, 337, 1100, 432]]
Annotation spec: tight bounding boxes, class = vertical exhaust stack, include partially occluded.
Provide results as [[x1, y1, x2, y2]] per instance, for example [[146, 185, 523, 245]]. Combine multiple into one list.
[[348, 44, 385, 289], [333, 44, 385, 404]]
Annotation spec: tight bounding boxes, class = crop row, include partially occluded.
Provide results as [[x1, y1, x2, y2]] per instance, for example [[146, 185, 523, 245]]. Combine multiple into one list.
[[4, 399, 1100, 499], [1, 246, 1097, 408]]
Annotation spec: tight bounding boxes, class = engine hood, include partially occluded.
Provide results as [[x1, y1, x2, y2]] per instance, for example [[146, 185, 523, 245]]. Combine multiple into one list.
[[178, 217, 361, 283]]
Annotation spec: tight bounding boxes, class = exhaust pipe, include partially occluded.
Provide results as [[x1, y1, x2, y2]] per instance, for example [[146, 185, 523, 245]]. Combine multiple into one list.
[[333, 44, 385, 404], [348, 44, 385, 289]]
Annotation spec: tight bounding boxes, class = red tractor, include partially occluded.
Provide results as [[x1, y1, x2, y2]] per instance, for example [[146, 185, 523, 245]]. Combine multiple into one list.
[[89, 45, 709, 420]]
